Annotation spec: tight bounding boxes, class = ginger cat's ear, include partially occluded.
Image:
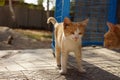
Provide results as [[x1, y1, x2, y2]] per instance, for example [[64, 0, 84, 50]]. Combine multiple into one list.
[[63, 17, 72, 28], [107, 22, 117, 32], [81, 18, 89, 26]]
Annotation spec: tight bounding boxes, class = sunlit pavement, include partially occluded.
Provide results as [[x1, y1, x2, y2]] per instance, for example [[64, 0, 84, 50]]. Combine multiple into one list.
[[0, 47, 120, 80]]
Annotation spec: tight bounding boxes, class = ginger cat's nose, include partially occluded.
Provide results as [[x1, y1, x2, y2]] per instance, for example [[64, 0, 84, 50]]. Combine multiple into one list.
[[74, 36, 79, 41]]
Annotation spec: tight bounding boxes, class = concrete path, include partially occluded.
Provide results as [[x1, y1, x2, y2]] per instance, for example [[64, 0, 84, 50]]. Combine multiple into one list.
[[0, 47, 120, 80]]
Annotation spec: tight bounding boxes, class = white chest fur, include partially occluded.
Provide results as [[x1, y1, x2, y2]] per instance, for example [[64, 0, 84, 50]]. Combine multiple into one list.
[[62, 36, 82, 52]]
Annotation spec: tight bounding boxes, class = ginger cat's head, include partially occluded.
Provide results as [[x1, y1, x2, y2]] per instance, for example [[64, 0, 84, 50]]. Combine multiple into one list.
[[104, 22, 120, 49], [63, 18, 89, 42]]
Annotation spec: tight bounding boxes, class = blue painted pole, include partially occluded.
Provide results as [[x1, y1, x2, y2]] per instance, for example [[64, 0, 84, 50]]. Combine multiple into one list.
[[52, 0, 70, 52], [108, 0, 117, 24], [62, 0, 70, 20]]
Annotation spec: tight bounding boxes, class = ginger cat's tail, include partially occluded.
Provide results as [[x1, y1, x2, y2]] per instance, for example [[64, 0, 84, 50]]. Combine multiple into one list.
[[47, 17, 58, 27]]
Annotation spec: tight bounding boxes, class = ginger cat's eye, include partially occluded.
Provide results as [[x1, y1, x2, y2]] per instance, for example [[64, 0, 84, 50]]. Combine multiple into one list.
[[71, 32, 74, 34], [79, 32, 82, 35]]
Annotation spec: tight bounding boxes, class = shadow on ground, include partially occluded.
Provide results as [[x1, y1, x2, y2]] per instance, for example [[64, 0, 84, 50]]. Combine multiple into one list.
[[63, 61, 120, 80], [18, 60, 119, 80]]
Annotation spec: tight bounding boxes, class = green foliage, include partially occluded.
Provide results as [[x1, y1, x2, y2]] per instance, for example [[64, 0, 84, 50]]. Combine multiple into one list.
[[19, 0, 24, 3], [51, 6, 55, 11], [37, 0, 44, 10], [28, 4, 35, 9], [38, 0, 43, 6], [0, 0, 5, 6]]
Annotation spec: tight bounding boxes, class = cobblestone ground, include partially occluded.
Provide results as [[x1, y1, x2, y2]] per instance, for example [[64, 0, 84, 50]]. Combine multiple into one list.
[[0, 47, 119, 80], [0, 67, 119, 80]]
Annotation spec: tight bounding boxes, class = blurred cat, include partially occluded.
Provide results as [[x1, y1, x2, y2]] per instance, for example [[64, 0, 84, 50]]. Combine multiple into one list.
[[47, 17, 89, 74], [104, 22, 120, 49]]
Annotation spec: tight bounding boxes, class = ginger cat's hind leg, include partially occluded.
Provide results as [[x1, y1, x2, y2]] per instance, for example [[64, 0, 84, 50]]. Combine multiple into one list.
[[55, 45, 61, 69]]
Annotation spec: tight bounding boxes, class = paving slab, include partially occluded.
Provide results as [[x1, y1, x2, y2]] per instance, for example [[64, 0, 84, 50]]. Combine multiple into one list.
[[0, 47, 119, 80]]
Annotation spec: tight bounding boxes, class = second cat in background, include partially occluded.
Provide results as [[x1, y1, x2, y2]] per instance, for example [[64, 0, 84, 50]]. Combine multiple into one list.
[[104, 22, 120, 49]]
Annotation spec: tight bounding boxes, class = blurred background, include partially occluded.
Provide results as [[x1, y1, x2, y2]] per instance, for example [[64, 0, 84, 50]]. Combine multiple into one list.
[[0, 0, 56, 30], [0, 0, 120, 30], [0, 0, 120, 49]]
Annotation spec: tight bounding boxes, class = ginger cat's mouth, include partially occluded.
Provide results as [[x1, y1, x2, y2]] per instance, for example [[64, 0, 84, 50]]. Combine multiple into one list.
[[74, 39, 79, 41], [72, 37, 79, 42]]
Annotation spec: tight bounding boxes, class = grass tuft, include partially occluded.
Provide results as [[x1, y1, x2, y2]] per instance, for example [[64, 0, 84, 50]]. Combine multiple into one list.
[[14, 29, 52, 41]]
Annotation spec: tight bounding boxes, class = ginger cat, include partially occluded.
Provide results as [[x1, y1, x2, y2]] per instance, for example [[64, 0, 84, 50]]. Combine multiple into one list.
[[47, 17, 89, 74], [104, 22, 120, 49]]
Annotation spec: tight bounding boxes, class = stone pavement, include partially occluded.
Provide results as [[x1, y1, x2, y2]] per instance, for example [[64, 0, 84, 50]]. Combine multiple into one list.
[[0, 46, 120, 80]]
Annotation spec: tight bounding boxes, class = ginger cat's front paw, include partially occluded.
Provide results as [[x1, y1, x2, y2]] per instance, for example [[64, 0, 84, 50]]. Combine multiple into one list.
[[56, 65, 61, 70], [59, 70, 67, 75]]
